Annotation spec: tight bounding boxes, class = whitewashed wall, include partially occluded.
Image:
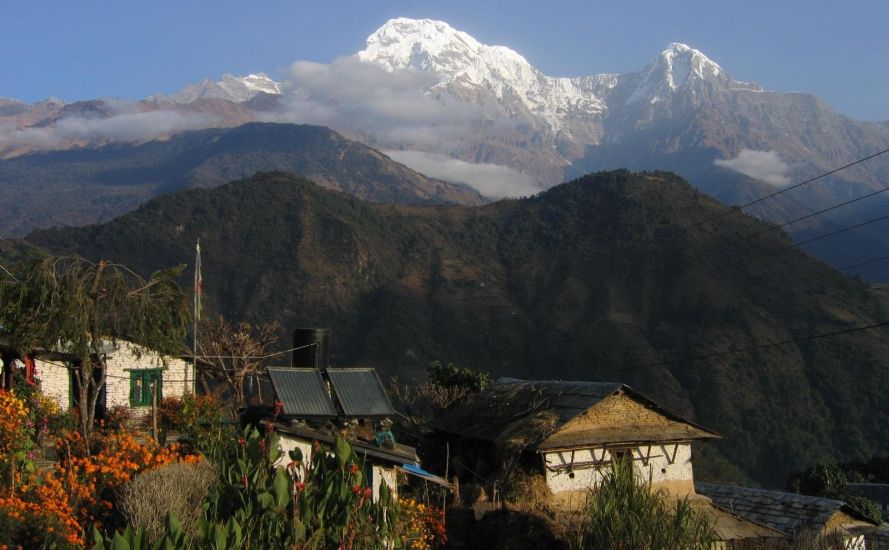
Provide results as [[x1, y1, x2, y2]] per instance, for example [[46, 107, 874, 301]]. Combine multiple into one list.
[[105, 342, 189, 416], [544, 443, 694, 496], [35, 341, 191, 414], [35, 358, 71, 410], [274, 431, 399, 501]]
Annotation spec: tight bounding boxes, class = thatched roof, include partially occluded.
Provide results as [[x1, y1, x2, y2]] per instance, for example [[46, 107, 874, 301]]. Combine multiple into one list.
[[429, 378, 717, 452]]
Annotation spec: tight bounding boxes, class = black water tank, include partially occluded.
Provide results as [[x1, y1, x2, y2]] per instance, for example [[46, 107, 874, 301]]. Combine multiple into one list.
[[292, 328, 330, 370]]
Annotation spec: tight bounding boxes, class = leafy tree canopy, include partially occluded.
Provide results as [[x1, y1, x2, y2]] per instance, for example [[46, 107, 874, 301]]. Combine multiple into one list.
[[427, 361, 491, 393], [0, 255, 189, 438]]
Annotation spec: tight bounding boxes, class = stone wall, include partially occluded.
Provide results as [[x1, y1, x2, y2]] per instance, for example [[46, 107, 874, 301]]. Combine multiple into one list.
[[274, 431, 399, 502], [544, 443, 695, 498], [35, 358, 71, 410], [35, 340, 191, 415]]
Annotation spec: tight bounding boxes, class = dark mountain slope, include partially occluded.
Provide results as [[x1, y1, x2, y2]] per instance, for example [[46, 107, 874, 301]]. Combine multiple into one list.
[[0, 122, 484, 237], [26, 170, 889, 487], [570, 86, 889, 282]]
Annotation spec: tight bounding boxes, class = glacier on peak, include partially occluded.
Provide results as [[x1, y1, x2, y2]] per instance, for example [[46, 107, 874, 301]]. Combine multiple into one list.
[[354, 18, 764, 135], [161, 72, 282, 104], [357, 17, 612, 132]]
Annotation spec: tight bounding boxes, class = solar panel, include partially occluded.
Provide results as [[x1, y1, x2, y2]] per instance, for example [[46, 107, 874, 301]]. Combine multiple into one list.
[[327, 368, 395, 417], [268, 368, 338, 417]]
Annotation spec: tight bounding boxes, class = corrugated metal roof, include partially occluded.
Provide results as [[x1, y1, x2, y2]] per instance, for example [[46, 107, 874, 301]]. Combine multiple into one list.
[[327, 368, 394, 417], [268, 368, 338, 417]]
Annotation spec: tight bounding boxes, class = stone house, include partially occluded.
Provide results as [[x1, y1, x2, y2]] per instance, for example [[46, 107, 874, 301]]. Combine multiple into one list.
[[262, 366, 449, 502], [430, 378, 781, 544], [430, 378, 719, 500], [0, 339, 192, 418], [697, 483, 882, 549]]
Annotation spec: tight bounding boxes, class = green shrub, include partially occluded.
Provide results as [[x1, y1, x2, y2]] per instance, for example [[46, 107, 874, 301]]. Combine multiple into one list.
[[427, 361, 491, 392], [580, 459, 716, 550]]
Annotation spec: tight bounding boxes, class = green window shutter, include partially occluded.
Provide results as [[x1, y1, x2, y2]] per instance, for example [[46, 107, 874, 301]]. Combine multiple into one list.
[[129, 370, 162, 406], [129, 372, 143, 406]]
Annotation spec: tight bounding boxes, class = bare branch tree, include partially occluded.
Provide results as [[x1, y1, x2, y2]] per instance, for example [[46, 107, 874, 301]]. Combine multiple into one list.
[[196, 316, 280, 408]]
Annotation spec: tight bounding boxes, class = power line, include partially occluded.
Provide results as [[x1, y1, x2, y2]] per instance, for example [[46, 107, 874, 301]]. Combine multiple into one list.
[[683, 146, 889, 230], [686, 183, 889, 263], [721, 253, 889, 305], [697, 212, 889, 279], [0, 260, 18, 283], [597, 319, 889, 377]]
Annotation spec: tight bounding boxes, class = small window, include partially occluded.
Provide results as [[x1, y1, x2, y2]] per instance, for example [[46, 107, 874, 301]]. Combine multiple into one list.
[[129, 370, 162, 407]]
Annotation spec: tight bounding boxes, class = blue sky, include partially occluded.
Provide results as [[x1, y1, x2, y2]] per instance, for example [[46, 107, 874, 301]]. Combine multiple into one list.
[[3, 0, 888, 121]]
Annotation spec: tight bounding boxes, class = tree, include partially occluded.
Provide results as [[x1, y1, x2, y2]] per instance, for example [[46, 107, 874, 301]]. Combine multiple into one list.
[[195, 316, 280, 407], [0, 255, 188, 442]]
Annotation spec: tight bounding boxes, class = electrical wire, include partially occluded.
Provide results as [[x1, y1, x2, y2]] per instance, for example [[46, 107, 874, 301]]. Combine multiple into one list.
[[596, 319, 889, 377], [682, 146, 889, 230]]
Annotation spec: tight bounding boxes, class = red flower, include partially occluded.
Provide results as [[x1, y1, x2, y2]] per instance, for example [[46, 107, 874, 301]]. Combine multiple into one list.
[[364, 487, 372, 498], [351, 485, 361, 494], [294, 482, 305, 492], [266, 421, 275, 434], [237, 438, 246, 447], [349, 463, 359, 474]]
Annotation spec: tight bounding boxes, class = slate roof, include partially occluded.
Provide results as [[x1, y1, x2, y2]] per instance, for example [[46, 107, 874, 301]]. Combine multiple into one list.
[[430, 378, 717, 452], [696, 483, 879, 535]]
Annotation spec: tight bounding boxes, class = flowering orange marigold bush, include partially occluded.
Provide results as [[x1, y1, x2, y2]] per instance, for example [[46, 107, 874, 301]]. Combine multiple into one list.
[[0, 492, 81, 548], [397, 498, 447, 550], [50, 429, 202, 531], [0, 390, 34, 494], [1, 427, 202, 548]]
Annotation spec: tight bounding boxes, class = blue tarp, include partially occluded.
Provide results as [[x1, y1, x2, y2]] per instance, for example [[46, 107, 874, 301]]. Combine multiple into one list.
[[400, 463, 453, 489]]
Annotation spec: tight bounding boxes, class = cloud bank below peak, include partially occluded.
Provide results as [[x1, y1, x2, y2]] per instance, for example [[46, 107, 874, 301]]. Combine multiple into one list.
[[386, 150, 540, 198], [0, 109, 221, 152], [714, 149, 791, 187], [259, 57, 498, 150]]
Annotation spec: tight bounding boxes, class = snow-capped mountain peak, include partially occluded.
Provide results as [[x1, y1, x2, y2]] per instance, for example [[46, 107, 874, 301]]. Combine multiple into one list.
[[660, 43, 723, 88], [357, 18, 611, 133], [359, 18, 538, 87], [161, 72, 282, 104]]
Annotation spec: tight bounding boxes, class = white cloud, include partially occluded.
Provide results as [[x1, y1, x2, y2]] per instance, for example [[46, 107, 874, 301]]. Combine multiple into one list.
[[0, 109, 220, 150], [714, 149, 791, 186], [257, 57, 504, 152], [386, 150, 541, 198]]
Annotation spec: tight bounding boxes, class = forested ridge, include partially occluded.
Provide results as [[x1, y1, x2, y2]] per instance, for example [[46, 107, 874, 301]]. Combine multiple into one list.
[[23, 169, 889, 487]]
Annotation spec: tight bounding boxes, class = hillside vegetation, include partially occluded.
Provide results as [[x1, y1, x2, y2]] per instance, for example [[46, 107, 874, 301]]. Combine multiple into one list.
[[25, 170, 889, 487], [0, 122, 483, 237]]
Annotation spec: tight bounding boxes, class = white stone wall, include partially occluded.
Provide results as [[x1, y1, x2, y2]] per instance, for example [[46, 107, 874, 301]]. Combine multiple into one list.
[[544, 443, 694, 496], [104, 342, 189, 416], [372, 465, 399, 502], [274, 435, 313, 470], [274, 432, 398, 502], [35, 340, 191, 414], [35, 358, 71, 410]]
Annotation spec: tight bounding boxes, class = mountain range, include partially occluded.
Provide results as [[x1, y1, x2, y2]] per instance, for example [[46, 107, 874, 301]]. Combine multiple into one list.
[[2, 18, 888, 279], [20, 170, 889, 487], [0, 123, 483, 237]]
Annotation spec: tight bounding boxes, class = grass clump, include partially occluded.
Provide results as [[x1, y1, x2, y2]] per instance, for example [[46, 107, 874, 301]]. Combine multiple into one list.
[[579, 459, 715, 550]]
